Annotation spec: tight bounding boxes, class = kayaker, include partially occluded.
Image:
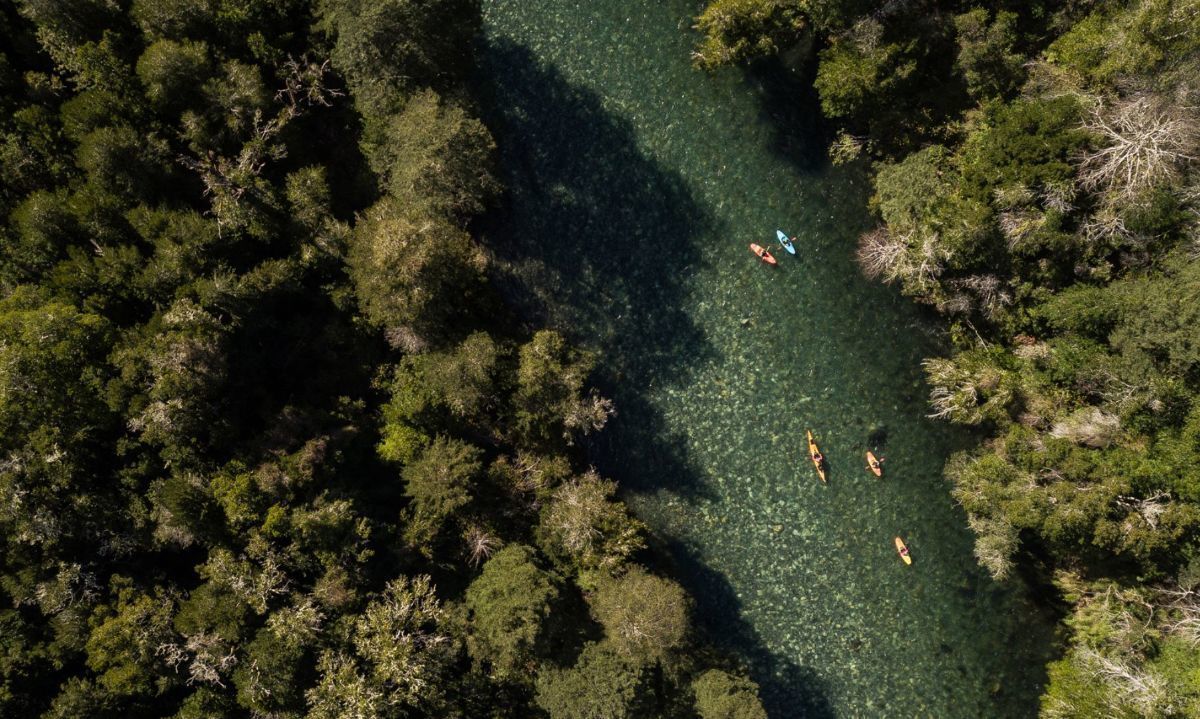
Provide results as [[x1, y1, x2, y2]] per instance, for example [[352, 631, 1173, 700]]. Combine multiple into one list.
[[812, 451, 824, 464]]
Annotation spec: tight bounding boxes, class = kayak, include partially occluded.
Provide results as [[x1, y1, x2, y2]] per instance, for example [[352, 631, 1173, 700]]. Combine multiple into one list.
[[866, 451, 883, 477], [776, 230, 796, 255], [750, 243, 777, 265], [895, 536, 912, 565], [806, 429, 826, 483]]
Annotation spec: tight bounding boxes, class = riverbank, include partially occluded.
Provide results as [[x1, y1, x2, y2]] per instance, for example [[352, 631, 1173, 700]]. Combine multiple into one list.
[[475, 0, 1058, 714]]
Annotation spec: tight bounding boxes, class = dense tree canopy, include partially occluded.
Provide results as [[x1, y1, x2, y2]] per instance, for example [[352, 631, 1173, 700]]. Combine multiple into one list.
[[694, 0, 1200, 713], [0, 0, 766, 716]]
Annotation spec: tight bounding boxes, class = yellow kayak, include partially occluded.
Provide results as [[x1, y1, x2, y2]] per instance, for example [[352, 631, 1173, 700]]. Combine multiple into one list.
[[866, 451, 882, 477], [806, 430, 826, 483], [895, 536, 912, 565]]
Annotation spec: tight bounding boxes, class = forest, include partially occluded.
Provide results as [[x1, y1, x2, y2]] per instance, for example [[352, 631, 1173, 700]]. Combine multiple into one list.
[[0, 1, 770, 717], [695, 0, 1200, 715]]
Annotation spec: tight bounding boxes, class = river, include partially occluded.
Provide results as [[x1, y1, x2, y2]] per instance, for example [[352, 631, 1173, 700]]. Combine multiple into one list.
[[474, 1, 1057, 716]]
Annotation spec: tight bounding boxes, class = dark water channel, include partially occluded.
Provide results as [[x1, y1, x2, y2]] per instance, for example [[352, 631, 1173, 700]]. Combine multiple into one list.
[[474, 1, 1057, 715]]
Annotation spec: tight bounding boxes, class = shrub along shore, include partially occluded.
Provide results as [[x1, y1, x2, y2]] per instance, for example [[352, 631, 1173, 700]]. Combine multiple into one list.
[[695, 0, 1200, 713]]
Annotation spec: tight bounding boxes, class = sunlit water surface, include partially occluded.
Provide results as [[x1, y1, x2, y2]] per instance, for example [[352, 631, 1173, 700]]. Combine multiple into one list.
[[475, 1, 1057, 716]]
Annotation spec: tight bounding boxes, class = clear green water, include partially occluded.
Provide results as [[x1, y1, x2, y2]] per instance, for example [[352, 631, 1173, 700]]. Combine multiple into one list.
[[475, 1, 1057, 716]]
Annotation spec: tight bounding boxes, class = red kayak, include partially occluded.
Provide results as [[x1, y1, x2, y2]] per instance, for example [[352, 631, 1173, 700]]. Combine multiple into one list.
[[750, 243, 777, 265]]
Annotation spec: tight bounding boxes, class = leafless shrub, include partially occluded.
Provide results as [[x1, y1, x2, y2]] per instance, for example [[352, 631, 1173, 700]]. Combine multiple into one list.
[[856, 227, 945, 292], [967, 514, 1018, 580], [1013, 340, 1051, 362], [855, 227, 906, 281], [1080, 95, 1200, 204], [276, 55, 344, 111], [463, 525, 498, 568], [925, 358, 978, 421], [33, 562, 99, 615], [1076, 647, 1174, 716], [999, 209, 1046, 250], [1042, 180, 1078, 213], [948, 274, 1012, 320], [1050, 406, 1122, 448], [935, 292, 972, 316], [384, 325, 429, 353], [993, 184, 1035, 209], [1160, 586, 1200, 646], [159, 633, 238, 688], [563, 391, 615, 441], [1082, 206, 1136, 245], [1117, 491, 1171, 530], [850, 17, 884, 51], [829, 132, 865, 165], [924, 355, 1014, 424]]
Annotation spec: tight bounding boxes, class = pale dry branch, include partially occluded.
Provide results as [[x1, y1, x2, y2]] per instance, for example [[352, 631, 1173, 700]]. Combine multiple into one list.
[[855, 227, 906, 281], [1080, 95, 1200, 203]]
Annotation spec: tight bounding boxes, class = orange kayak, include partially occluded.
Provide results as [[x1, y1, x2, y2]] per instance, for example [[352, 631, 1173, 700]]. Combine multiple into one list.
[[806, 429, 826, 483], [750, 243, 777, 265], [866, 451, 882, 477], [895, 536, 912, 565]]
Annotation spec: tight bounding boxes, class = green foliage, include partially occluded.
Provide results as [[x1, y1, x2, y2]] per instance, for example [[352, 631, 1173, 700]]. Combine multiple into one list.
[[6, 190, 78, 280], [692, 669, 769, 719], [135, 39, 210, 110], [173, 581, 248, 641], [814, 35, 914, 122], [953, 9, 1024, 100], [692, 0, 807, 70], [304, 651, 386, 719], [1038, 285, 1121, 339], [465, 544, 561, 679], [1109, 261, 1200, 381], [0, 286, 110, 440], [347, 199, 487, 344], [130, 0, 217, 41], [379, 331, 502, 451], [537, 471, 646, 573], [323, 0, 482, 120], [589, 565, 691, 665], [362, 89, 498, 218], [515, 330, 613, 447], [535, 641, 654, 719], [75, 125, 171, 202], [401, 436, 482, 548], [352, 575, 455, 708], [232, 622, 308, 715], [873, 145, 955, 237], [1046, 0, 1200, 89], [85, 579, 177, 698], [0, 0, 746, 714], [122, 299, 230, 464], [958, 96, 1086, 202]]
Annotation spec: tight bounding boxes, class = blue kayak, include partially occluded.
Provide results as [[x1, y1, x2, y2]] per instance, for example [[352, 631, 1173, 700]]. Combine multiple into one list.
[[776, 230, 796, 255]]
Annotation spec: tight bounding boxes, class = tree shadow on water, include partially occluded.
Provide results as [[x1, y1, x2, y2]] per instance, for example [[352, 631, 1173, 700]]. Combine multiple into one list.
[[741, 50, 830, 175], [474, 39, 720, 501], [474, 37, 837, 717], [661, 538, 836, 719]]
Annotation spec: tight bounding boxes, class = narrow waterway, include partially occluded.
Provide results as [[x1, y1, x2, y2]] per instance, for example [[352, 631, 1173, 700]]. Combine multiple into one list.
[[475, 1, 1057, 716]]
